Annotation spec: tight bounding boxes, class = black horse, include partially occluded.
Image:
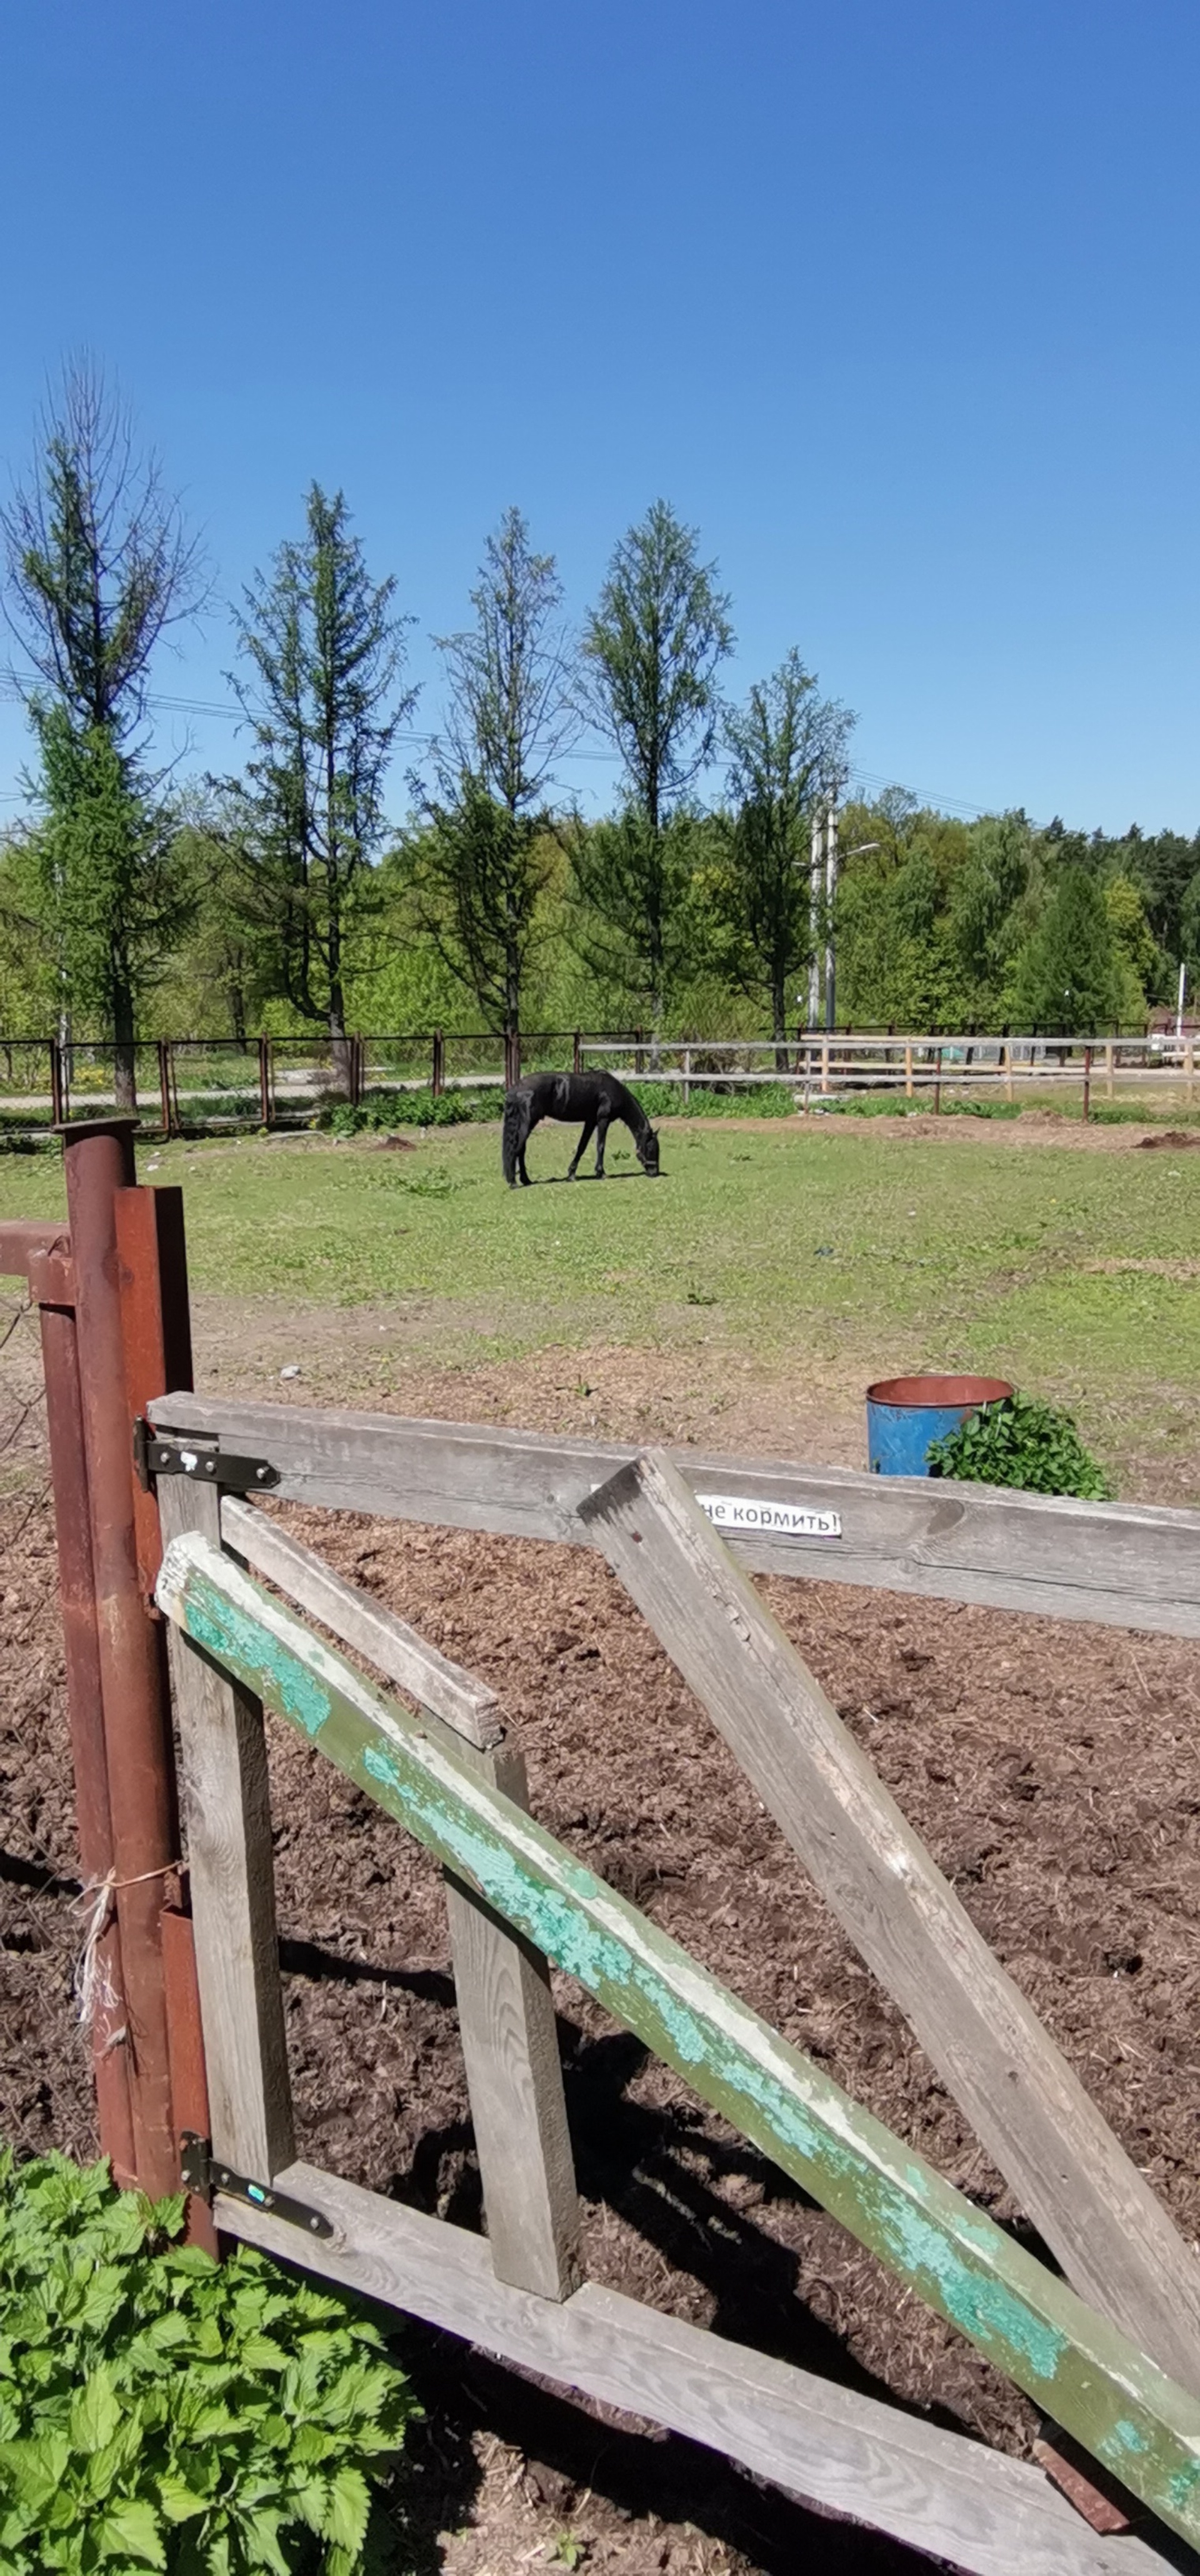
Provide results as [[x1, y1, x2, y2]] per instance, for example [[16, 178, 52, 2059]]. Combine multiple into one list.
[[502, 1071, 660, 1186]]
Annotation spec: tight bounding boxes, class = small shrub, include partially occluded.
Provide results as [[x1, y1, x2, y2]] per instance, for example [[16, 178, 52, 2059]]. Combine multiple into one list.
[[926, 1392, 1113, 1500], [0, 2147, 416, 2574]]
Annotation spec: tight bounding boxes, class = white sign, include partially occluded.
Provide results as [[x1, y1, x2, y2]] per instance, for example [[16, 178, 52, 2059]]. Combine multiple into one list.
[[696, 1493, 842, 1541]]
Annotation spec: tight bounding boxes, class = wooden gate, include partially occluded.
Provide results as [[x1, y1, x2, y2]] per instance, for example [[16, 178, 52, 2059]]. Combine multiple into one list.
[[6, 1129, 1200, 2574]]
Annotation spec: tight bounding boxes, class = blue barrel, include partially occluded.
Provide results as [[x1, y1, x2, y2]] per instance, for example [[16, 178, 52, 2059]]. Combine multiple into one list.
[[866, 1374, 1013, 1477]]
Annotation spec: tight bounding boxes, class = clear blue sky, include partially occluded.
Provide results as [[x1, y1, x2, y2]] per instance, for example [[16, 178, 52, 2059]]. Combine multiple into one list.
[[1, 0, 1198, 832]]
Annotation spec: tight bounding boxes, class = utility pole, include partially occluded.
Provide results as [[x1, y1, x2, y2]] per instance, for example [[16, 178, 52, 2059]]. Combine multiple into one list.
[[823, 806, 839, 1034], [807, 811, 822, 1029]]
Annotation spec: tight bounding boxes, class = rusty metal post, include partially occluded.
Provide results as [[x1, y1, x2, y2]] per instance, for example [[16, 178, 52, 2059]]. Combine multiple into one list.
[[157, 1041, 172, 1140], [29, 1246, 138, 2185], [49, 1037, 65, 1127], [431, 1029, 444, 1098], [114, 1179, 218, 2242], [60, 1120, 178, 2197]]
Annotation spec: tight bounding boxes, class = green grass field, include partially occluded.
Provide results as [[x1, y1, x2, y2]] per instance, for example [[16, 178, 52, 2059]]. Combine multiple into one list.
[[2, 1117, 1197, 1494]]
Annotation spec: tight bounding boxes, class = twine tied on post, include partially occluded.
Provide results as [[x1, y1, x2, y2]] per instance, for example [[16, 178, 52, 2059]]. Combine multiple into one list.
[[73, 1860, 186, 2047]]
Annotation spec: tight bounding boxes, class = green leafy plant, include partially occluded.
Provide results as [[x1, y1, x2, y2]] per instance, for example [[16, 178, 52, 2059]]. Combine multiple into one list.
[[926, 1392, 1113, 1500], [0, 2148, 416, 2574]]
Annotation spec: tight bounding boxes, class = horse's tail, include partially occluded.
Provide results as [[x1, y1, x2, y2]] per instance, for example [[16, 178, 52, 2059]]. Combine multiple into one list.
[[501, 1092, 523, 1185]]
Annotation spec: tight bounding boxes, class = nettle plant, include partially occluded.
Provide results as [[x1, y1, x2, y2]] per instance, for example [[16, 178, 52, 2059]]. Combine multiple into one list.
[[0, 2149, 416, 2575], [925, 1392, 1113, 1502]]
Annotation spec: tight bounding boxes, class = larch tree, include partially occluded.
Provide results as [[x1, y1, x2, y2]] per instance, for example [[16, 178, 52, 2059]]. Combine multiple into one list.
[[1, 359, 204, 1099], [715, 650, 855, 1046], [572, 500, 732, 1026], [409, 509, 574, 1049], [227, 484, 415, 1085]]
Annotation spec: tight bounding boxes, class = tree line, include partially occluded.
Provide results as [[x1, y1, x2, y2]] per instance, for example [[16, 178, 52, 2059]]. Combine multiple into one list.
[[1, 362, 1195, 1105]]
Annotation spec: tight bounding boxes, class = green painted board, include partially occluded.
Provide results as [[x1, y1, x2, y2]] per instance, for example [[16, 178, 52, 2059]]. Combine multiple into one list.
[[157, 1529, 1200, 2548]]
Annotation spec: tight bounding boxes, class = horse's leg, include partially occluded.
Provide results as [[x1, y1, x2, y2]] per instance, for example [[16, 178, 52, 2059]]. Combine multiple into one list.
[[594, 1110, 611, 1176], [566, 1113, 596, 1177]]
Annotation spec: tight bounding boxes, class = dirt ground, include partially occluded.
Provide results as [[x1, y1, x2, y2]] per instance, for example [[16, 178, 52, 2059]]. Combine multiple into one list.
[[2, 1281, 1200, 2572]]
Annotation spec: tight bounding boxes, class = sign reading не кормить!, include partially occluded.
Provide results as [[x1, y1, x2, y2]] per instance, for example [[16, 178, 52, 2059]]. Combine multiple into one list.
[[696, 1494, 842, 1540]]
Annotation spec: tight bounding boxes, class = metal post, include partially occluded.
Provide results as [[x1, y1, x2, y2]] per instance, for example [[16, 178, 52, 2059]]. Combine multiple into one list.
[[49, 1036, 65, 1127], [431, 1029, 444, 1098], [115, 1186, 194, 1605], [60, 1120, 179, 2199], [30, 1247, 138, 2185], [572, 1029, 582, 1074], [1082, 1046, 1092, 1123], [157, 1041, 172, 1139], [258, 1036, 271, 1130], [114, 1179, 212, 2245], [934, 1047, 943, 1116]]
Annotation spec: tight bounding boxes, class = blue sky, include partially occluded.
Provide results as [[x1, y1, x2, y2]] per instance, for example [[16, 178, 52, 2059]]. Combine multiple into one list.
[[1, 0, 1198, 832]]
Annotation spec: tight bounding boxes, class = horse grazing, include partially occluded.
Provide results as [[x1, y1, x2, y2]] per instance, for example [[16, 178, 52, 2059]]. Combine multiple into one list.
[[502, 1071, 660, 1186]]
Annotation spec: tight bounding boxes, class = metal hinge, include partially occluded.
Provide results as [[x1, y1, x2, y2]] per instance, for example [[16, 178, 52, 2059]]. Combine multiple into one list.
[[180, 2132, 334, 2239], [134, 1420, 281, 1496]]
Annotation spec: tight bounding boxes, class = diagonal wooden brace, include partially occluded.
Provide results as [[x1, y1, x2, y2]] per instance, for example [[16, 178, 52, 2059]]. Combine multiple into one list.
[[578, 1451, 1200, 2398]]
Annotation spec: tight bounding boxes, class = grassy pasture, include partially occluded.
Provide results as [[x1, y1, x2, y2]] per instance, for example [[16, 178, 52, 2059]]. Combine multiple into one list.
[[2, 1116, 1197, 1495]]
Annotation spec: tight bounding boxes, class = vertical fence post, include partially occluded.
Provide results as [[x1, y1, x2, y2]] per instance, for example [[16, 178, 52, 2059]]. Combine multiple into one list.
[[29, 1246, 138, 2186], [59, 1120, 179, 2200], [821, 1036, 830, 1096], [49, 1036, 65, 1127], [1082, 1045, 1092, 1123], [934, 1047, 943, 1116], [1105, 1040, 1114, 1101], [572, 1029, 582, 1074], [431, 1029, 444, 1098], [258, 1036, 272, 1130], [1186, 1036, 1195, 1105], [114, 1180, 216, 2250], [681, 1045, 691, 1106], [904, 1042, 914, 1100], [1003, 1042, 1014, 1103], [157, 1041, 172, 1140]]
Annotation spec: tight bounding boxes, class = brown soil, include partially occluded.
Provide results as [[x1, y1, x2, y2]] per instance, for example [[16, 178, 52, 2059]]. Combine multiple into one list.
[[3, 1302, 1200, 2570]]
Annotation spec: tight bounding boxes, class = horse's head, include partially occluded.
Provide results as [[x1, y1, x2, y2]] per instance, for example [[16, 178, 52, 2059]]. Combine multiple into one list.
[[638, 1126, 661, 1176]]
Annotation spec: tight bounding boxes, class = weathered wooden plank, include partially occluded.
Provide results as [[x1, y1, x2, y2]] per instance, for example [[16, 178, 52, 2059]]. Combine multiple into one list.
[[579, 1453, 1200, 2395], [222, 2164, 1186, 2576], [220, 1497, 502, 1746], [149, 1394, 1200, 1637], [156, 1530, 1200, 2547], [157, 1478, 294, 2180], [219, 1497, 579, 2292], [433, 1715, 581, 2300]]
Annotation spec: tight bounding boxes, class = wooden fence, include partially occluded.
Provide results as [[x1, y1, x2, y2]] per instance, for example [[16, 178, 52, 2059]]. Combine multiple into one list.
[[4, 1027, 1199, 1137], [4, 1134, 1200, 2573]]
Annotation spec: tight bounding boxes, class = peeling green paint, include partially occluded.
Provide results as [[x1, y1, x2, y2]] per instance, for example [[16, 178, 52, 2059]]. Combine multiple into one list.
[[156, 1530, 1200, 2553], [183, 1572, 332, 1739], [1111, 2418, 1151, 2455]]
